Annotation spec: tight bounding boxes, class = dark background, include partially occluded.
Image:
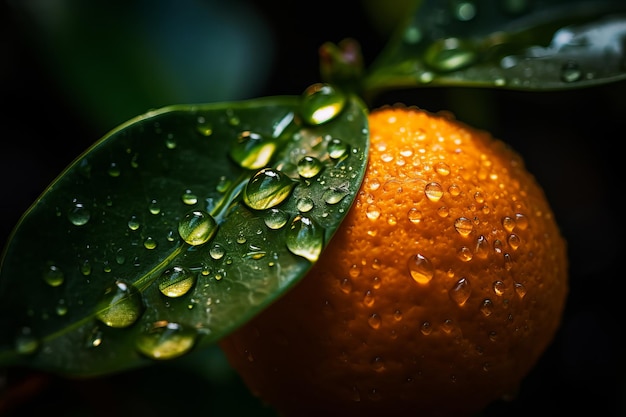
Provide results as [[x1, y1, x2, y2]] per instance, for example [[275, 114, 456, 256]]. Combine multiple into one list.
[[1, 0, 624, 416]]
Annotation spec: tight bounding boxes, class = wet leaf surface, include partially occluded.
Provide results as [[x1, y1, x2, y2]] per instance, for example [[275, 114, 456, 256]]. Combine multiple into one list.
[[365, 0, 626, 95], [0, 88, 369, 376]]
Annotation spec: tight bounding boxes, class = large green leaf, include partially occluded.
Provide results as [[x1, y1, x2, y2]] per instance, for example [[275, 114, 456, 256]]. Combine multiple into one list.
[[364, 0, 626, 96], [0, 85, 369, 376]]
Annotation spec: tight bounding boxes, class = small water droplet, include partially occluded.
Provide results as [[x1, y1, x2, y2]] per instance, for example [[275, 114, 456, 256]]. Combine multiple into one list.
[[434, 161, 451, 176], [454, 217, 473, 236], [457, 246, 473, 262], [480, 299, 494, 316], [158, 266, 196, 298], [453, 1, 477, 21], [95, 280, 144, 328], [514, 213, 529, 230], [196, 116, 213, 136], [181, 190, 198, 205], [143, 237, 157, 250], [216, 176, 231, 193], [502, 216, 515, 232], [449, 277, 472, 306], [115, 248, 126, 264], [263, 208, 289, 230], [128, 215, 140, 231], [286, 215, 324, 262], [370, 356, 385, 372], [230, 131, 277, 170], [209, 243, 226, 260], [424, 182, 444, 202], [561, 61, 583, 82], [15, 327, 39, 355], [368, 313, 382, 329], [448, 184, 461, 197], [296, 197, 314, 212], [148, 199, 161, 215], [363, 290, 375, 307], [493, 280, 506, 296], [300, 83, 346, 125], [408, 208, 422, 224], [514, 282, 527, 298], [243, 168, 295, 210], [178, 210, 218, 246], [68, 200, 91, 226], [475, 235, 489, 259], [367, 204, 381, 220], [420, 321, 432, 335], [297, 156, 324, 178], [408, 253, 434, 284], [323, 187, 349, 205], [43, 264, 64, 287], [136, 321, 197, 360], [327, 138, 349, 160], [80, 259, 92, 276], [107, 162, 121, 177], [425, 37, 477, 72]]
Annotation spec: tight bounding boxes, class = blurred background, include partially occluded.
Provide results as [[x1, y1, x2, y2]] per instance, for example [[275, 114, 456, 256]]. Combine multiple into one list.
[[1, 0, 624, 415]]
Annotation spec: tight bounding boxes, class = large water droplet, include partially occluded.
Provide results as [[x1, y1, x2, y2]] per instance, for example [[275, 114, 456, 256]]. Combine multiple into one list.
[[286, 215, 324, 262], [300, 83, 346, 125], [424, 182, 444, 202], [135, 321, 197, 360], [158, 266, 196, 298], [178, 210, 218, 246], [243, 168, 295, 210], [327, 138, 350, 160], [230, 131, 277, 170], [408, 254, 434, 284], [95, 280, 144, 328]]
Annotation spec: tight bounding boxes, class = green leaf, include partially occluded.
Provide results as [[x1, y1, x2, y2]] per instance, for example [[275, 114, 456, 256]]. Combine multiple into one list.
[[0, 85, 369, 376], [364, 0, 626, 96]]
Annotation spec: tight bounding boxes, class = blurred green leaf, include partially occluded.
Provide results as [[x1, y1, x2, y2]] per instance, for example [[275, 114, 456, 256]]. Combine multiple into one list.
[[364, 0, 626, 97], [0, 87, 369, 376]]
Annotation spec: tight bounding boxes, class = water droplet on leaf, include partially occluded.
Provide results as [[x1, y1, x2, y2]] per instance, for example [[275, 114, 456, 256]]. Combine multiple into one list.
[[178, 210, 218, 246], [95, 280, 144, 328], [243, 168, 295, 210]]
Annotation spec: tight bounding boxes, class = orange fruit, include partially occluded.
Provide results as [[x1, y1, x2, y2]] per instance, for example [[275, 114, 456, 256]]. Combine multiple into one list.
[[219, 104, 568, 417]]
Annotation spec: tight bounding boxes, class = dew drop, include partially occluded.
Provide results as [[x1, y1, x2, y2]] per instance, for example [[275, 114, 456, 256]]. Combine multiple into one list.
[[128, 215, 140, 231], [209, 243, 226, 260], [178, 210, 218, 246], [448, 184, 461, 197], [366, 204, 381, 220], [493, 280, 506, 296], [43, 264, 64, 287], [424, 37, 477, 72], [286, 215, 324, 262], [80, 259, 92, 276], [424, 182, 444, 202], [408, 253, 434, 284], [230, 131, 277, 170], [370, 356, 386, 372], [95, 280, 144, 328], [368, 313, 382, 329], [216, 176, 231, 193], [107, 162, 121, 177], [158, 266, 196, 298], [296, 197, 314, 212], [514, 282, 527, 299], [339, 278, 352, 294], [323, 187, 349, 205], [514, 213, 529, 230], [297, 156, 324, 178], [243, 168, 295, 210], [434, 161, 451, 176], [181, 190, 198, 205], [328, 138, 350, 160], [561, 61, 583, 82], [408, 208, 422, 224], [15, 328, 39, 355], [263, 208, 289, 230], [502, 216, 515, 232], [363, 290, 375, 307], [196, 117, 213, 136], [420, 321, 432, 335], [449, 277, 472, 306], [148, 199, 161, 215], [454, 217, 473, 237], [68, 200, 91, 226], [476, 300, 494, 319], [457, 246, 473, 262], [136, 321, 197, 360], [475, 235, 489, 259], [143, 237, 157, 250], [300, 83, 346, 125]]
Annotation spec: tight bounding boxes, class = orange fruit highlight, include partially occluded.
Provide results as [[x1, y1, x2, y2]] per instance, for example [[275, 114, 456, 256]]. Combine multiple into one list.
[[219, 105, 569, 417]]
